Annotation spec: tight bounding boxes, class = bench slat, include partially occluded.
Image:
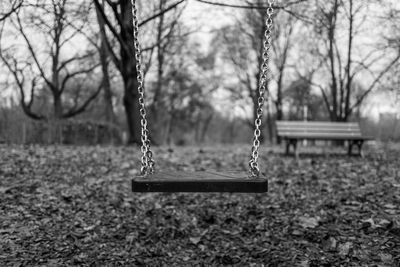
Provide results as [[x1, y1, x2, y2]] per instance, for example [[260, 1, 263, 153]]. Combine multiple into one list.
[[280, 134, 366, 140], [276, 120, 371, 140], [277, 121, 359, 126], [279, 133, 362, 137], [277, 128, 361, 132], [278, 125, 360, 129]]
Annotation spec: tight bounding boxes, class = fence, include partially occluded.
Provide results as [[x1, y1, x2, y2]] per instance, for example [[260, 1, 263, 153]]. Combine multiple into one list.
[[0, 119, 122, 145]]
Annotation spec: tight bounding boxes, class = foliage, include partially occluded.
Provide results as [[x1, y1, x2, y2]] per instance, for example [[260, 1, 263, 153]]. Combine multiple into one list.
[[0, 145, 399, 265]]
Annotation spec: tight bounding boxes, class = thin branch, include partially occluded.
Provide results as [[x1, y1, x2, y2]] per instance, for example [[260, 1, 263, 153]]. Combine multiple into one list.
[[0, 50, 44, 120], [93, 0, 126, 48], [194, 0, 308, 10], [139, 0, 186, 27], [60, 63, 100, 93], [349, 53, 400, 112], [0, 0, 22, 22], [62, 81, 103, 118], [15, 13, 54, 90], [57, 52, 95, 72]]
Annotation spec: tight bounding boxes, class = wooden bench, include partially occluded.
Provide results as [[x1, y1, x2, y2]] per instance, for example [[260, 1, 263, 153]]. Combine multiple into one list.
[[276, 121, 373, 156]]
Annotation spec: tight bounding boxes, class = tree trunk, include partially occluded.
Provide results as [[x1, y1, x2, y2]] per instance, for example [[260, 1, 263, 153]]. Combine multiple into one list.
[[165, 113, 173, 146], [275, 100, 283, 144], [265, 98, 274, 143], [101, 54, 114, 123], [121, 0, 142, 145], [96, 0, 115, 123], [123, 77, 142, 144], [344, 0, 354, 121], [200, 113, 213, 143], [53, 94, 63, 119], [152, 0, 166, 118]]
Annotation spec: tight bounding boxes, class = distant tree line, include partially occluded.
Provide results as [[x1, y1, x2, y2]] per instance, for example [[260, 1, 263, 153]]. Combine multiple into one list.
[[0, 0, 399, 145]]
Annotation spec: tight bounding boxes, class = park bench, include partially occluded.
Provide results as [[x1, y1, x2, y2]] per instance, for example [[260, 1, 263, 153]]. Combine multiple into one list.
[[276, 121, 373, 156]]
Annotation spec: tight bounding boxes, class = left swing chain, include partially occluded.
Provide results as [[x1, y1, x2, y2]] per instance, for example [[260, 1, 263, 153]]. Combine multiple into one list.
[[131, 0, 155, 175]]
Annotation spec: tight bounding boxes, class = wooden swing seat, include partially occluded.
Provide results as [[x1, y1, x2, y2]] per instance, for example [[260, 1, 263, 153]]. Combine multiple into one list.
[[132, 170, 268, 193]]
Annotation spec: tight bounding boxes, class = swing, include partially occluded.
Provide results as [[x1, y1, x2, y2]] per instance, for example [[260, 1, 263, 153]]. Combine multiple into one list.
[[131, 0, 275, 193]]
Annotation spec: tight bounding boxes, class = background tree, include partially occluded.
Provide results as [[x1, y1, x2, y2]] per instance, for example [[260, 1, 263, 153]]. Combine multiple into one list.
[[0, 0, 22, 22], [146, 0, 188, 144], [93, 0, 185, 144], [212, 1, 297, 143], [380, 1, 400, 103], [0, 0, 101, 121], [284, 78, 326, 120], [304, 0, 400, 121], [95, 0, 116, 123]]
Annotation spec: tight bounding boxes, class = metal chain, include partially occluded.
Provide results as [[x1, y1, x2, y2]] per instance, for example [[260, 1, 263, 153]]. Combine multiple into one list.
[[131, 0, 273, 177], [249, 0, 275, 178], [131, 0, 155, 175]]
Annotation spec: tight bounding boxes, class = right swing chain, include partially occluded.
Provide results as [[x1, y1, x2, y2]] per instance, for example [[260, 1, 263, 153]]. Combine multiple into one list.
[[249, 0, 275, 178]]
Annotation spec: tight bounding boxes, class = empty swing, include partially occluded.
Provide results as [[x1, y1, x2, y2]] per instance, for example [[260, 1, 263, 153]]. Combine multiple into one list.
[[131, 0, 275, 193]]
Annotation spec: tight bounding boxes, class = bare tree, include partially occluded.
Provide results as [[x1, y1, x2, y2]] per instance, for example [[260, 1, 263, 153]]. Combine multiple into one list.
[[271, 11, 297, 122], [151, 0, 185, 117], [0, 0, 22, 22], [0, 0, 101, 121], [380, 2, 400, 102], [95, 0, 115, 123], [94, 0, 185, 144], [213, 2, 297, 143], [306, 0, 400, 121]]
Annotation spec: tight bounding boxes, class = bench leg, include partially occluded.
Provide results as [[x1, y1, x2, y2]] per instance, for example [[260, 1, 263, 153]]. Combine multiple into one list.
[[293, 140, 299, 158], [285, 139, 298, 157], [285, 140, 291, 155], [348, 140, 364, 157], [348, 140, 354, 156], [347, 140, 355, 156], [356, 140, 364, 157]]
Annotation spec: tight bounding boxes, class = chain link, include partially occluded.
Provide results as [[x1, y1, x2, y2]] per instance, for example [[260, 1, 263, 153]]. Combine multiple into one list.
[[131, 0, 155, 175], [249, 0, 275, 178]]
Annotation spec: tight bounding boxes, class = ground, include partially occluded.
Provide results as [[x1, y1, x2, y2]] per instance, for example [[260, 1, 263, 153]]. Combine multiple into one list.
[[0, 144, 399, 266]]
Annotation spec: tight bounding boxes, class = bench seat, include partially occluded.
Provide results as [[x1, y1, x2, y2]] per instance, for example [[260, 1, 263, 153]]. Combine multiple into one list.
[[276, 121, 373, 156]]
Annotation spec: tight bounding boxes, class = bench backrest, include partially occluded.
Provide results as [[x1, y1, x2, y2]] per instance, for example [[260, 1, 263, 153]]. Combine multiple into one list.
[[276, 121, 362, 138]]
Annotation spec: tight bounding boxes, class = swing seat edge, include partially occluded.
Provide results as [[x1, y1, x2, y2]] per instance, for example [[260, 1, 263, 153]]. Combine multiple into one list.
[[132, 170, 268, 193]]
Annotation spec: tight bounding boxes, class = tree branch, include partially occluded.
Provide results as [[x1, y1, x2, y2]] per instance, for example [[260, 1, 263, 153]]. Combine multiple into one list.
[[93, 0, 126, 48], [0, 0, 22, 22], [60, 63, 100, 93], [0, 50, 44, 120], [349, 53, 400, 112], [194, 0, 308, 10], [15, 13, 54, 90], [139, 0, 186, 27], [62, 81, 103, 118]]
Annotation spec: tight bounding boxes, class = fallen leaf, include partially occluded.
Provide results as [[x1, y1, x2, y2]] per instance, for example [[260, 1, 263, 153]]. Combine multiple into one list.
[[291, 230, 303, 236], [376, 219, 392, 229], [189, 237, 201, 245], [379, 253, 392, 262], [338, 242, 352, 256], [299, 216, 320, 229]]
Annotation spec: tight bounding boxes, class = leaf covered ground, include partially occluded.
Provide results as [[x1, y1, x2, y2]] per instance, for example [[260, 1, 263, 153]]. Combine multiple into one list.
[[0, 144, 399, 266]]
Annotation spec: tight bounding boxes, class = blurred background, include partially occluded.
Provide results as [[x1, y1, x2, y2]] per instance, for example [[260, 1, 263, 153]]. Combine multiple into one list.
[[0, 0, 399, 146]]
